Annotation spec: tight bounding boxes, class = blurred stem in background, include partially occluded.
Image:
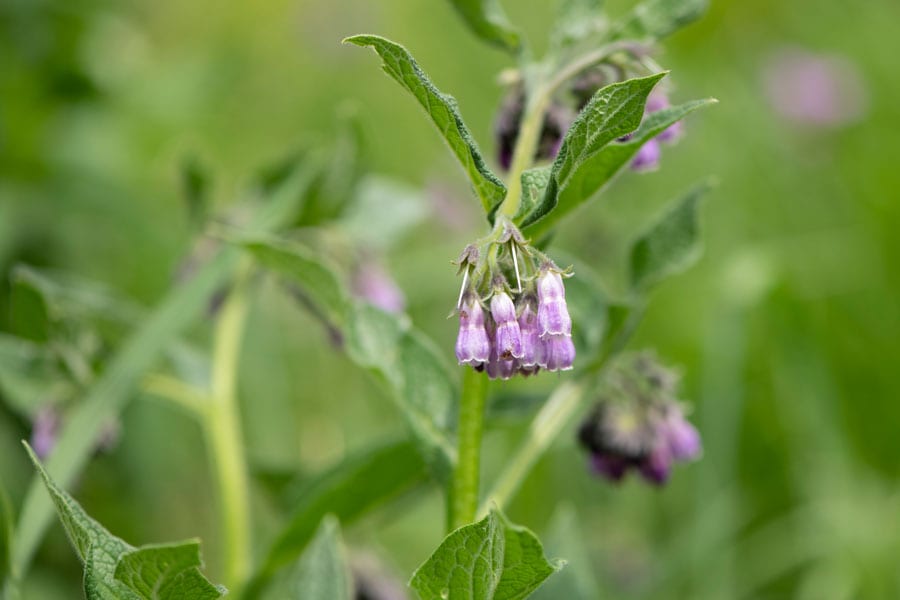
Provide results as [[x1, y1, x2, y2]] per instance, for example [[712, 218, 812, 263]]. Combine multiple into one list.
[[448, 368, 488, 531], [207, 264, 253, 586]]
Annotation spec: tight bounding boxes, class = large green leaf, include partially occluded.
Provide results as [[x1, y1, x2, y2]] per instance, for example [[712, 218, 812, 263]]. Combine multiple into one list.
[[611, 0, 708, 41], [410, 508, 563, 600], [523, 98, 716, 239], [629, 180, 711, 290], [344, 35, 507, 218], [444, 0, 521, 52], [550, 0, 607, 52], [259, 439, 427, 578], [264, 517, 353, 600], [10, 163, 318, 582], [531, 505, 600, 600], [519, 73, 666, 229], [24, 444, 224, 599]]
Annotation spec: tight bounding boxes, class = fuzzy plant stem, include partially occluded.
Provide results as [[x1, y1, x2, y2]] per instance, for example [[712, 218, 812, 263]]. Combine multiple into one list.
[[207, 266, 253, 586], [449, 367, 489, 531]]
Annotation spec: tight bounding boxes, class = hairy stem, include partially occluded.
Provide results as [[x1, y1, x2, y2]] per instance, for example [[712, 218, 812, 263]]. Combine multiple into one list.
[[481, 379, 586, 513], [207, 266, 253, 586], [448, 367, 489, 531]]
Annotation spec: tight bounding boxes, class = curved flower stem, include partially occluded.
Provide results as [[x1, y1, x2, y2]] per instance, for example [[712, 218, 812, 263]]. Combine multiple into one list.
[[448, 367, 489, 531], [480, 379, 587, 514], [207, 264, 253, 587]]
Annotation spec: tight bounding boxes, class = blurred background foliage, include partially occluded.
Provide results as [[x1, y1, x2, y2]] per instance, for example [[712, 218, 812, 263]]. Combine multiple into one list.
[[2, 0, 899, 598]]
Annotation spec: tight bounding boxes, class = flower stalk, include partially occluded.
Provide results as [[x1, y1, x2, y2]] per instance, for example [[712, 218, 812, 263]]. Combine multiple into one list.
[[448, 366, 488, 531]]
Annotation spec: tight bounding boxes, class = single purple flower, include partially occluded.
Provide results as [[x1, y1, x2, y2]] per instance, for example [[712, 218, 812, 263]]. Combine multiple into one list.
[[541, 334, 575, 371], [536, 269, 571, 337], [31, 406, 60, 460], [590, 453, 629, 483], [662, 407, 702, 461], [491, 291, 523, 360], [630, 139, 661, 171], [455, 295, 491, 367], [517, 299, 541, 367], [352, 261, 406, 314], [485, 340, 517, 380]]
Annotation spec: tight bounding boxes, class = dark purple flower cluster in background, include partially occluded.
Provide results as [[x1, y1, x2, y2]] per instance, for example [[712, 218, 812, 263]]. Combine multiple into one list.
[[578, 352, 701, 485], [455, 233, 575, 380], [629, 90, 684, 172]]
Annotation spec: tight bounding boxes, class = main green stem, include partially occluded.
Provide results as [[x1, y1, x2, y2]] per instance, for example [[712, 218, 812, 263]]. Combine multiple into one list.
[[208, 267, 253, 586], [448, 367, 489, 531]]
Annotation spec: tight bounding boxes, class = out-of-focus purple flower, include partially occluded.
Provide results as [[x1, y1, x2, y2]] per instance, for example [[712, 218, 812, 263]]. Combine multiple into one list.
[[517, 298, 540, 367], [591, 453, 629, 482], [630, 138, 661, 171], [31, 406, 60, 459], [536, 269, 571, 337], [353, 261, 406, 314], [540, 334, 575, 371], [660, 406, 702, 461], [763, 48, 867, 127], [490, 290, 523, 360], [646, 91, 684, 143], [638, 444, 672, 485], [455, 295, 491, 367]]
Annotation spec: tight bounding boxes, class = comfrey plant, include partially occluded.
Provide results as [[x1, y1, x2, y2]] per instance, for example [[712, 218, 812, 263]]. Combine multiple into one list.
[[1, 1, 716, 599]]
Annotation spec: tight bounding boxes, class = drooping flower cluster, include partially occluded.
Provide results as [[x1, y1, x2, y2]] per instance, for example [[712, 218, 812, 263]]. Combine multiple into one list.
[[454, 225, 575, 379], [578, 352, 701, 485]]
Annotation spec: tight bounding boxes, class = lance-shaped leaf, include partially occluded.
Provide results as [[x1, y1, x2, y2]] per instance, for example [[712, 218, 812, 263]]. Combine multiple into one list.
[[410, 508, 563, 600], [24, 443, 224, 599], [263, 517, 353, 600], [629, 180, 711, 290], [611, 0, 708, 41], [445, 0, 521, 52], [523, 98, 716, 239], [258, 439, 427, 578], [344, 35, 507, 218], [519, 73, 666, 229]]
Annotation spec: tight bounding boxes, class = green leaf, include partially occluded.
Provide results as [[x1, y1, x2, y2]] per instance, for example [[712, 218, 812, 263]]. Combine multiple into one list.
[[629, 180, 710, 290], [115, 542, 226, 600], [409, 508, 563, 600], [179, 155, 211, 229], [0, 333, 73, 418], [550, 0, 607, 52], [611, 0, 708, 41], [236, 236, 349, 328], [516, 166, 553, 222], [523, 98, 716, 239], [0, 485, 13, 590], [444, 0, 521, 52], [345, 305, 457, 478], [259, 439, 427, 578], [11, 162, 319, 582], [519, 73, 666, 229], [265, 517, 353, 600], [344, 35, 507, 218], [24, 443, 224, 599], [339, 175, 430, 250]]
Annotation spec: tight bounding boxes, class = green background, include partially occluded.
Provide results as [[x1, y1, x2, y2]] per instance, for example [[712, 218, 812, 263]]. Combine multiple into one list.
[[2, 0, 899, 597]]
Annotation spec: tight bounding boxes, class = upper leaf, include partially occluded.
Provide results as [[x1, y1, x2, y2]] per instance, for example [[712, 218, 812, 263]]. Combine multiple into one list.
[[344, 35, 507, 218], [629, 180, 711, 290], [265, 516, 353, 600], [519, 73, 666, 229], [550, 0, 607, 52], [409, 508, 562, 600], [523, 97, 717, 239], [24, 443, 224, 599], [444, 0, 521, 52], [611, 0, 708, 41]]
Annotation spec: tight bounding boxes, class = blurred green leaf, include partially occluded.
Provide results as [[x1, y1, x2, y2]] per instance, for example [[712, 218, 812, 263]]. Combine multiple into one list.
[[115, 543, 225, 600], [444, 0, 521, 52], [345, 305, 457, 478], [611, 0, 708, 41], [525, 98, 716, 239], [519, 73, 666, 230], [629, 180, 710, 290], [236, 236, 350, 328], [550, 0, 607, 52], [0, 334, 73, 418], [11, 164, 319, 582], [344, 35, 507, 219], [531, 504, 599, 600], [410, 507, 563, 600], [0, 485, 12, 592], [339, 175, 430, 250], [24, 443, 224, 599], [179, 155, 211, 229], [264, 517, 352, 600], [259, 439, 427, 579]]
